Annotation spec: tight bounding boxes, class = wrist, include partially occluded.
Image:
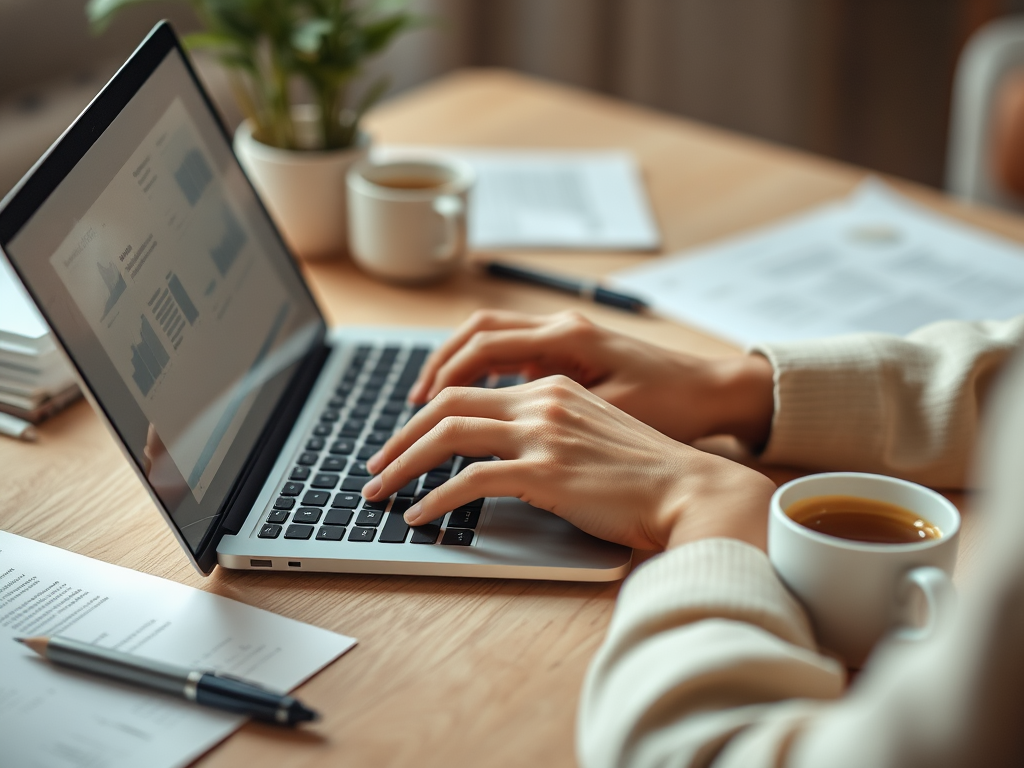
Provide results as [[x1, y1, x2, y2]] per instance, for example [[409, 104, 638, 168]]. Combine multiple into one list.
[[706, 353, 775, 448]]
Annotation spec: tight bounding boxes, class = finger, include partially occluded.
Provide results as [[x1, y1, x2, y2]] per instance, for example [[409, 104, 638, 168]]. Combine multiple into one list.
[[411, 311, 548, 402], [363, 416, 514, 501], [425, 326, 560, 400], [366, 386, 514, 474], [404, 459, 527, 525]]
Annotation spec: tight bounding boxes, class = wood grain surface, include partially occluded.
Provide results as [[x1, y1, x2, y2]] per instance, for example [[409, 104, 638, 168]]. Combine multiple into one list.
[[3, 69, 1021, 767]]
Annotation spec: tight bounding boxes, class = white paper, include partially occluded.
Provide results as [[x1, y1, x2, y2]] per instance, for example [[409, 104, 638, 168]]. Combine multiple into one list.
[[373, 146, 661, 251], [0, 255, 50, 345], [611, 180, 1024, 345], [0, 531, 356, 768]]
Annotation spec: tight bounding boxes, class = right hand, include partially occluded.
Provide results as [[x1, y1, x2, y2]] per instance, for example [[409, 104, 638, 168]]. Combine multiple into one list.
[[366, 376, 776, 551], [410, 310, 775, 446]]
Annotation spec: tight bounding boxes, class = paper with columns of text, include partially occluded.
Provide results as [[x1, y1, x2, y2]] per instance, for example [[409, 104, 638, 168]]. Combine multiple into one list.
[[611, 180, 1024, 345], [0, 531, 355, 768]]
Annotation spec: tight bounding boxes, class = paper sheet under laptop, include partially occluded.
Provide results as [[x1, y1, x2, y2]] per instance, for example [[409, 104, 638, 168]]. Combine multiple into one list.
[[611, 181, 1024, 345], [372, 147, 661, 250], [0, 531, 355, 768]]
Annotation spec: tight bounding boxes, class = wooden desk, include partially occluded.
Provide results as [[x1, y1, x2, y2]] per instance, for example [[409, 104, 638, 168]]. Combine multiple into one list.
[[3, 69, 1023, 767]]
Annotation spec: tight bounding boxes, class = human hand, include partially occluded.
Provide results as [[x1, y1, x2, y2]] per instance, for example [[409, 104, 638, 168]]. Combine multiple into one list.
[[409, 310, 775, 447], [365, 376, 776, 551]]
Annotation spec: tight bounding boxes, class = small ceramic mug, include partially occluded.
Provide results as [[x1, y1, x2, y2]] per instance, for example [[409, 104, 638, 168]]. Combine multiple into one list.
[[769, 472, 960, 668], [346, 158, 475, 283]]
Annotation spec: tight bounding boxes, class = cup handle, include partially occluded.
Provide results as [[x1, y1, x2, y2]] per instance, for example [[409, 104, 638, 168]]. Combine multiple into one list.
[[432, 195, 465, 263], [893, 565, 955, 643]]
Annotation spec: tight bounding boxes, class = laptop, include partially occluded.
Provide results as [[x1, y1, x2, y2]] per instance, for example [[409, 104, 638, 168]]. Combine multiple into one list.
[[0, 23, 631, 581]]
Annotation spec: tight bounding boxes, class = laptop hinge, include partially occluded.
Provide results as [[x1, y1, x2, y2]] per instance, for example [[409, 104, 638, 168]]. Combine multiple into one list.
[[215, 340, 331, 538]]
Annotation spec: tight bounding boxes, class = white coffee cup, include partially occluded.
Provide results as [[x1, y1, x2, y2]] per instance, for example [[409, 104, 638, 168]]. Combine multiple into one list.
[[769, 472, 960, 668], [346, 158, 474, 283]]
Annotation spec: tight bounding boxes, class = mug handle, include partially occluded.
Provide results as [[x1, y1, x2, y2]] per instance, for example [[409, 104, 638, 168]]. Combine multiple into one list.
[[432, 195, 465, 263], [892, 565, 955, 643]]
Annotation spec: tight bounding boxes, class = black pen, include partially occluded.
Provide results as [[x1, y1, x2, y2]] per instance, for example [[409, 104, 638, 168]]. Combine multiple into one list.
[[16, 635, 319, 726], [484, 260, 649, 314]]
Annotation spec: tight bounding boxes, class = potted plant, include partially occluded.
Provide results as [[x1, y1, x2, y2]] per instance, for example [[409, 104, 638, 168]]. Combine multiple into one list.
[[88, 0, 415, 259]]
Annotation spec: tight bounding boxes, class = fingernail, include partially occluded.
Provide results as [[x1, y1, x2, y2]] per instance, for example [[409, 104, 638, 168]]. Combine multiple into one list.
[[362, 476, 382, 498], [404, 504, 422, 524]]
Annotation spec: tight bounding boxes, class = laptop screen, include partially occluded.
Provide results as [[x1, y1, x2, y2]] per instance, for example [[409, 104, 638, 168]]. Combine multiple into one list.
[[0, 27, 325, 564]]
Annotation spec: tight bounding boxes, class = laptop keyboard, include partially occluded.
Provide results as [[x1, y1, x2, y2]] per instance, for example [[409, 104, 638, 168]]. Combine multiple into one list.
[[256, 343, 491, 547]]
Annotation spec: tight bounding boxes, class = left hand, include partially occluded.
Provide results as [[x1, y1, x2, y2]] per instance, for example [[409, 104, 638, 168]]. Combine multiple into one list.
[[363, 376, 775, 551]]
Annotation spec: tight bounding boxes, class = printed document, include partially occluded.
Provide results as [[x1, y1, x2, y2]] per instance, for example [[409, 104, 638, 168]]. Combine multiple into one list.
[[0, 531, 356, 768], [373, 146, 661, 251], [611, 180, 1024, 345]]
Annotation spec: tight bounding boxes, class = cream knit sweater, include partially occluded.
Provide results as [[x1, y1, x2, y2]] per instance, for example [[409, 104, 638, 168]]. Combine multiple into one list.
[[577, 317, 1024, 768]]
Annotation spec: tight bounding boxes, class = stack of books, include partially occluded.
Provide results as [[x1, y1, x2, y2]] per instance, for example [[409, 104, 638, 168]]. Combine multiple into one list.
[[0, 258, 79, 422]]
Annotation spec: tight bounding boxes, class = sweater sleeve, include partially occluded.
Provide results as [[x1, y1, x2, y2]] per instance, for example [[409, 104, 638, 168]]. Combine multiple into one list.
[[750, 316, 1024, 488], [577, 539, 845, 768]]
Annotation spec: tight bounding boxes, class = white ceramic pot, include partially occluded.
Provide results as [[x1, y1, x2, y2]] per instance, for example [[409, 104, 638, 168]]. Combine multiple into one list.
[[233, 107, 369, 260]]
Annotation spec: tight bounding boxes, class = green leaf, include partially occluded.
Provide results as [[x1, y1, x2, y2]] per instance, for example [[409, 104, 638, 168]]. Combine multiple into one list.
[[85, 0, 160, 31], [292, 17, 333, 55], [182, 30, 246, 51]]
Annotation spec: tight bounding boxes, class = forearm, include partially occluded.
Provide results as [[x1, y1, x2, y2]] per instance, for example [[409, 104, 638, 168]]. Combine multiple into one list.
[[752, 316, 1024, 488], [577, 540, 845, 768]]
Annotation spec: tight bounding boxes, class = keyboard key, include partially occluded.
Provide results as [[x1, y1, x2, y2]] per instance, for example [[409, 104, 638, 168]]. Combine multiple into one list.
[[290, 466, 311, 481], [459, 498, 485, 512], [351, 403, 373, 419], [391, 497, 413, 514], [306, 437, 326, 451], [368, 373, 389, 387], [324, 508, 354, 526], [362, 499, 389, 512], [281, 482, 303, 497], [285, 524, 314, 540], [312, 473, 340, 489], [301, 490, 331, 506], [373, 416, 397, 431], [349, 526, 376, 542], [382, 400, 405, 415], [447, 507, 481, 529], [356, 507, 385, 526], [433, 458, 454, 473], [410, 523, 441, 544], [293, 507, 323, 524], [422, 471, 450, 490], [330, 439, 356, 455], [316, 526, 345, 541], [320, 409, 341, 422], [274, 497, 295, 510], [379, 512, 410, 543], [266, 509, 289, 524], [347, 461, 370, 477], [442, 528, 474, 546], [357, 444, 378, 461], [336, 383, 355, 396], [397, 479, 419, 497], [312, 423, 333, 437], [297, 452, 318, 466], [321, 456, 346, 472], [327, 397, 346, 409], [341, 477, 368, 492], [357, 392, 380, 406], [332, 493, 361, 509], [365, 431, 390, 445], [341, 419, 365, 436], [259, 524, 282, 539]]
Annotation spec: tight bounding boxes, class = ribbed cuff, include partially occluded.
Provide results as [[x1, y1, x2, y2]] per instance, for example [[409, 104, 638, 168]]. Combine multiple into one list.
[[608, 538, 818, 652]]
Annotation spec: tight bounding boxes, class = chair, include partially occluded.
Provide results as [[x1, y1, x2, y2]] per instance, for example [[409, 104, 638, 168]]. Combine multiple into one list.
[[947, 16, 1024, 211]]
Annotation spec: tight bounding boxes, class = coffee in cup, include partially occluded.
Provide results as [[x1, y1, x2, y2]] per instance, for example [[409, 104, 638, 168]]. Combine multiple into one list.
[[769, 472, 960, 667], [346, 158, 475, 283]]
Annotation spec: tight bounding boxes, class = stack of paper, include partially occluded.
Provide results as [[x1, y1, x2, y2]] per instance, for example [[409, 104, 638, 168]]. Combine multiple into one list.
[[0, 257, 79, 421]]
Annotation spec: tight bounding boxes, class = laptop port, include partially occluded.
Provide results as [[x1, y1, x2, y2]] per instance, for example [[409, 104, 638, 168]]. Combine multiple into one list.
[[250, 559, 272, 567], [288, 561, 301, 568]]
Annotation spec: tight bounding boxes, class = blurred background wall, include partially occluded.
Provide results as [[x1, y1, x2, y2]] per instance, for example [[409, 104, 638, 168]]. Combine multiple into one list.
[[2, 0, 1024, 198]]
